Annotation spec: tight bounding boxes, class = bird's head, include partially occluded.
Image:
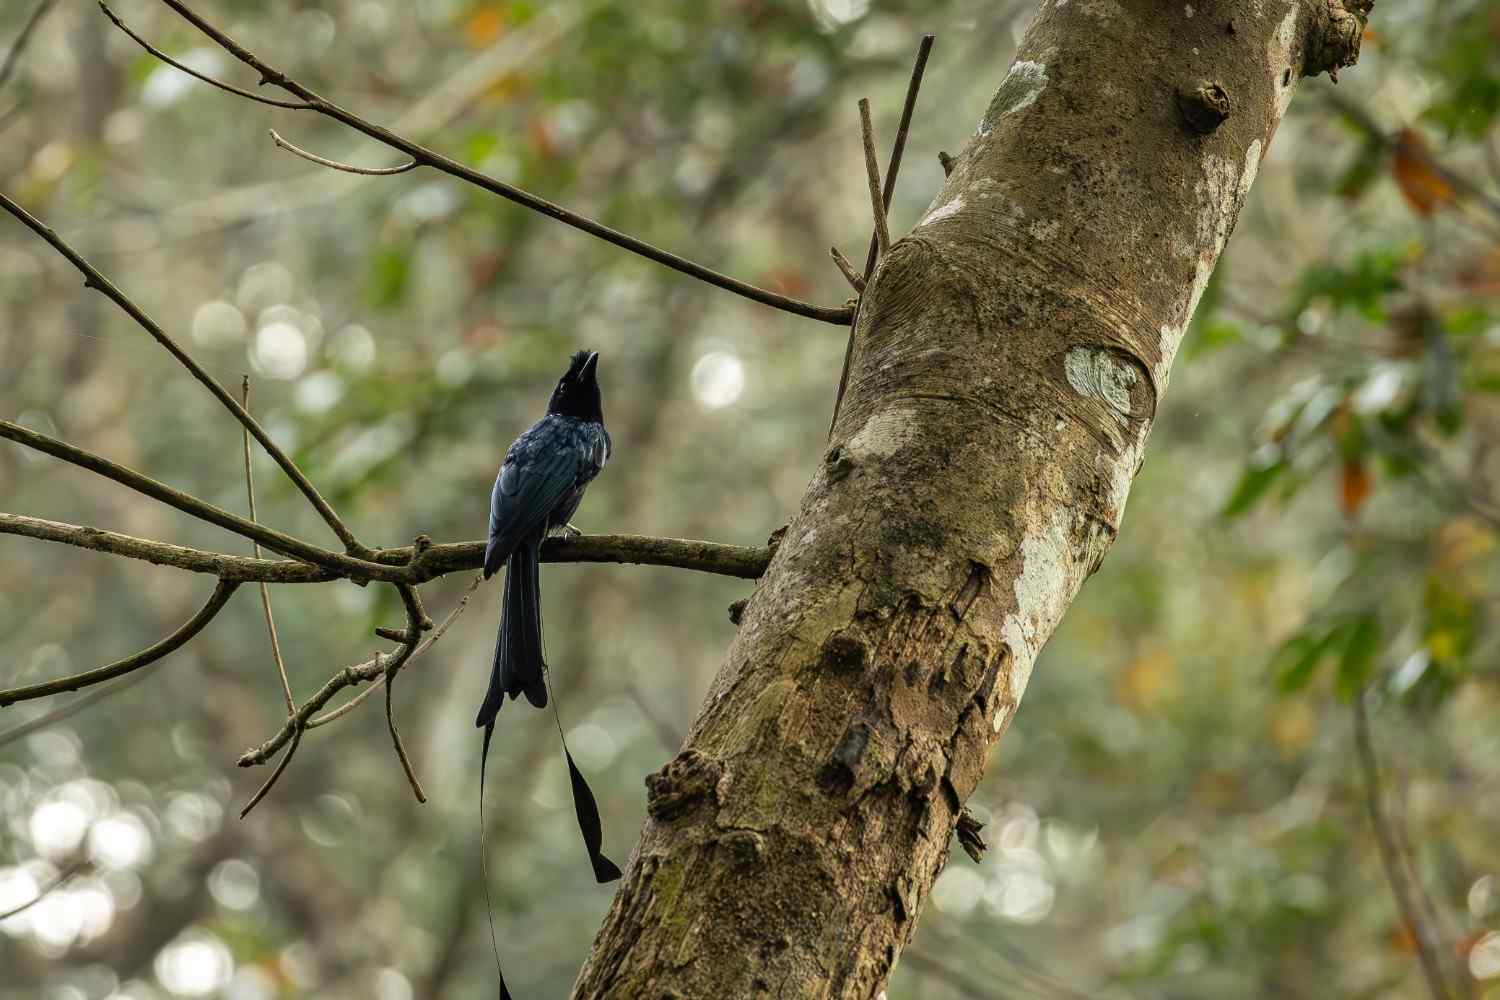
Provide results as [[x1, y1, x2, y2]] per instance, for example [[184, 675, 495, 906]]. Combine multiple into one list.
[[547, 350, 603, 421]]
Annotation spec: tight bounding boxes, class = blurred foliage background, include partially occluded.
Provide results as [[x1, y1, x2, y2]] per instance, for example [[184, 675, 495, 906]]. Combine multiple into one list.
[[1, 1, 1497, 998]]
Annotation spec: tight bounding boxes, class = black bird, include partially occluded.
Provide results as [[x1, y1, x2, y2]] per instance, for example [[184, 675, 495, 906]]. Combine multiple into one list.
[[475, 349, 620, 883], [477, 349, 610, 720]]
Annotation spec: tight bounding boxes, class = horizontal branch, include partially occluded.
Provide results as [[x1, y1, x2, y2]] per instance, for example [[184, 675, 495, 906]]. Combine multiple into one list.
[[0, 512, 337, 582], [0, 511, 772, 583], [117, 0, 852, 326], [0, 580, 239, 706]]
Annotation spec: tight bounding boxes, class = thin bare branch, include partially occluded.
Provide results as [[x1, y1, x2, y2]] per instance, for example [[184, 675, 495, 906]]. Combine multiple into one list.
[[238, 727, 301, 819], [858, 99, 890, 258], [830, 245, 865, 292], [245, 575, 482, 764], [0, 0, 54, 93], [269, 128, 416, 175], [242, 377, 294, 714], [0, 189, 369, 555], [1352, 694, 1453, 1000], [384, 583, 430, 803], [97, 2, 309, 109], [385, 674, 425, 803], [0, 664, 159, 749], [0, 860, 90, 921], [0, 580, 239, 706], [111, 0, 853, 326], [831, 35, 935, 436]]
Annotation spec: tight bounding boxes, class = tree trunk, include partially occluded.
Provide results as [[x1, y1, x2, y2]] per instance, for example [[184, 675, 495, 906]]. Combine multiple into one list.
[[574, 2, 1369, 996]]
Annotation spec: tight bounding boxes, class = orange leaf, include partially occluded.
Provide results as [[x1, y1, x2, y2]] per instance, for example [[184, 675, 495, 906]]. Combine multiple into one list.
[[1339, 460, 1373, 518], [463, 7, 505, 49], [1392, 129, 1456, 217]]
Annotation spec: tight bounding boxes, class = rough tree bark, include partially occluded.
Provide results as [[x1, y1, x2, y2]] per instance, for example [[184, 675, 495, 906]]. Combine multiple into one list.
[[574, 2, 1370, 996]]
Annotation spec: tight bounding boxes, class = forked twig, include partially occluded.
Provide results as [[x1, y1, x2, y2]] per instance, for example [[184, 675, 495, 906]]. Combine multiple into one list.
[[239, 727, 301, 819], [829, 35, 935, 436], [307, 573, 482, 729]]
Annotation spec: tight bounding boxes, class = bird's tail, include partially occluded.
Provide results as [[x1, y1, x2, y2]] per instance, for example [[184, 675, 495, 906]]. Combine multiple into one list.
[[476, 538, 547, 728]]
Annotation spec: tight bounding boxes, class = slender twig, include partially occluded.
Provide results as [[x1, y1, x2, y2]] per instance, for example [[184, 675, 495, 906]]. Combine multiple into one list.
[[0, 860, 90, 921], [859, 99, 891, 257], [0, 0, 54, 93], [0, 510, 772, 583], [385, 673, 425, 802], [830, 246, 865, 292], [242, 377, 294, 714], [269, 128, 415, 175], [383, 582, 429, 803], [861, 34, 933, 280], [0, 580, 239, 706], [1352, 694, 1453, 1000], [105, 0, 852, 326], [97, 2, 308, 109], [0, 662, 161, 748], [830, 35, 935, 436], [306, 573, 481, 729], [0, 190, 369, 555], [238, 727, 300, 819]]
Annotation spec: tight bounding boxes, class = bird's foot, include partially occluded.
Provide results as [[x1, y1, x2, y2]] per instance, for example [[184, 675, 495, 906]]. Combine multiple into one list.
[[556, 523, 583, 539]]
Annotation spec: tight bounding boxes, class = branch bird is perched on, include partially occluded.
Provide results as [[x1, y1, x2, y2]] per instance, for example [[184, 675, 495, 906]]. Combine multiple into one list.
[[475, 350, 620, 999]]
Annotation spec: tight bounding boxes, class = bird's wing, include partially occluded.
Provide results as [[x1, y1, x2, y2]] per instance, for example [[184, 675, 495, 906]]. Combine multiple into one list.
[[484, 434, 587, 576]]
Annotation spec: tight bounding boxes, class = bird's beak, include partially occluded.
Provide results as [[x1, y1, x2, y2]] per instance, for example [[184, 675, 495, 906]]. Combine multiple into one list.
[[581, 351, 599, 381]]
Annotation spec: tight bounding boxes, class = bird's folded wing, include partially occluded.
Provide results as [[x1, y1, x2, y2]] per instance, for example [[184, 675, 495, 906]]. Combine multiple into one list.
[[485, 442, 585, 573]]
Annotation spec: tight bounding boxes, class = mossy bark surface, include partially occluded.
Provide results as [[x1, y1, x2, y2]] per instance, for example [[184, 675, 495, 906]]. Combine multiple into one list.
[[574, 3, 1369, 996]]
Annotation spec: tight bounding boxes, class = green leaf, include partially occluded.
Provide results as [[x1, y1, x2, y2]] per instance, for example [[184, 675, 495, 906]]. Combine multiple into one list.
[[1273, 629, 1338, 694], [368, 245, 411, 309], [1336, 614, 1381, 701], [1222, 457, 1287, 518]]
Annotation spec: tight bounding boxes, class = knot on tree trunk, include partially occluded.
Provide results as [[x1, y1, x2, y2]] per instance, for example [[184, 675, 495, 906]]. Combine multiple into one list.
[[1303, 0, 1374, 82], [646, 748, 723, 821]]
